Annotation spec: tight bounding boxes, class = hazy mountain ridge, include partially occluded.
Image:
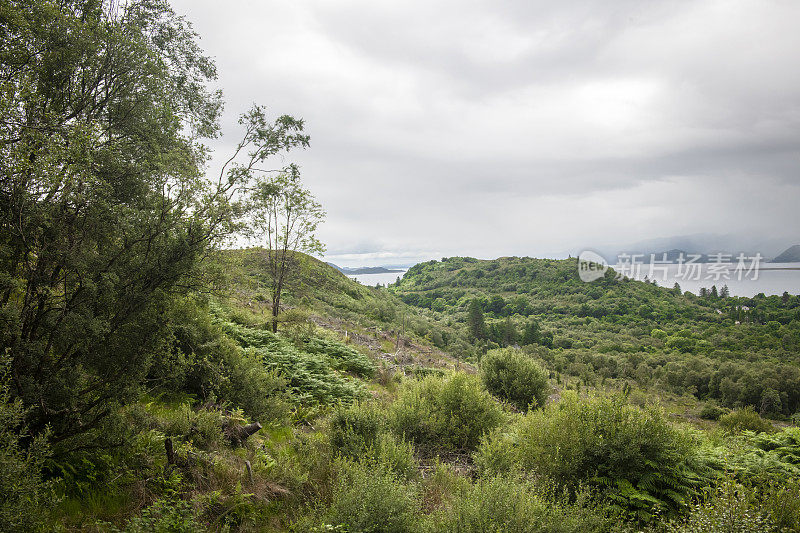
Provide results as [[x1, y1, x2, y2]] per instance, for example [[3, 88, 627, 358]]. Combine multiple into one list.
[[770, 245, 800, 263], [326, 262, 405, 275]]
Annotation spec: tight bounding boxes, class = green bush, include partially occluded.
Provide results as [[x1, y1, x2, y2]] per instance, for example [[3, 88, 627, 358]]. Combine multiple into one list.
[[762, 477, 800, 532], [322, 459, 418, 533], [329, 402, 385, 459], [153, 298, 290, 423], [719, 407, 773, 434], [480, 348, 549, 411], [389, 373, 503, 453], [699, 403, 725, 421], [367, 432, 419, 482], [116, 497, 202, 533], [424, 475, 604, 533], [477, 393, 708, 522], [0, 368, 54, 532], [670, 479, 774, 533]]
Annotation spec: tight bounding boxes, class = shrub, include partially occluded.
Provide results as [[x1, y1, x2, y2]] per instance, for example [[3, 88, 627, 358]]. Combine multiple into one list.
[[719, 407, 773, 434], [670, 479, 774, 533], [118, 497, 202, 533], [762, 477, 800, 532], [329, 402, 385, 459], [699, 403, 725, 421], [322, 459, 418, 533], [389, 373, 503, 453], [367, 432, 418, 482], [477, 393, 708, 522], [480, 348, 549, 411], [0, 367, 54, 532], [424, 475, 604, 533]]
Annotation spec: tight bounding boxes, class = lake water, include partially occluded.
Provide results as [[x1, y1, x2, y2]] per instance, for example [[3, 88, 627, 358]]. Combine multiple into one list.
[[615, 262, 800, 297], [347, 271, 407, 287]]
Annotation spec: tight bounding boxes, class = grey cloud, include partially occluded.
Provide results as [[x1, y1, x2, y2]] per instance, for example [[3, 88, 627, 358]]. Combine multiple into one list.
[[172, 0, 800, 267]]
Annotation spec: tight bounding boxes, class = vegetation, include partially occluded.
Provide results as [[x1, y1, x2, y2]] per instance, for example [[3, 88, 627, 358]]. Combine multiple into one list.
[[1, 1, 799, 532], [393, 256, 800, 416], [480, 347, 550, 411], [249, 167, 325, 332], [389, 373, 504, 454]]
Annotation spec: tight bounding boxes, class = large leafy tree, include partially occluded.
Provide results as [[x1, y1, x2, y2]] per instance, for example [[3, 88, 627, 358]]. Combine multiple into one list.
[[0, 0, 307, 448]]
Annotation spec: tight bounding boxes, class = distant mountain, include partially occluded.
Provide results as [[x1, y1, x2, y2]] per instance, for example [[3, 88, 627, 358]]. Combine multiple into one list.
[[770, 245, 800, 263], [326, 262, 405, 275], [573, 233, 789, 264]]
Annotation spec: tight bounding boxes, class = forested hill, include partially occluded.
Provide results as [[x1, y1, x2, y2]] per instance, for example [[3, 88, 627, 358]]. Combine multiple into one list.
[[392, 256, 800, 415]]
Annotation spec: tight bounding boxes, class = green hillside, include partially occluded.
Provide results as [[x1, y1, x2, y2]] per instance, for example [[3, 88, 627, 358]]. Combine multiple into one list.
[[393, 256, 800, 415]]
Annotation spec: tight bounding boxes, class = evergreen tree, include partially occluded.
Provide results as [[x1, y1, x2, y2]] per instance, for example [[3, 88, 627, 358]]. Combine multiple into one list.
[[467, 299, 487, 340], [522, 319, 542, 345], [720, 285, 730, 298], [501, 316, 518, 346], [710, 285, 719, 298]]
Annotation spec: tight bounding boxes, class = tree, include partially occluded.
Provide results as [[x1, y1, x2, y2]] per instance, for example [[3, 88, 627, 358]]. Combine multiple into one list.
[[250, 168, 325, 332], [0, 0, 306, 447], [521, 319, 541, 345], [467, 299, 487, 340], [501, 316, 518, 346], [720, 285, 730, 298]]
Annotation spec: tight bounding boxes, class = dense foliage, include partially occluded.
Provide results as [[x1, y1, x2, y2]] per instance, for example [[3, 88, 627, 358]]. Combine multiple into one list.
[[480, 347, 550, 411]]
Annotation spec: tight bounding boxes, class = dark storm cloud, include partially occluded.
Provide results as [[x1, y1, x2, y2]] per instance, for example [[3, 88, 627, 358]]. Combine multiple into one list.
[[172, 0, 800, 266]]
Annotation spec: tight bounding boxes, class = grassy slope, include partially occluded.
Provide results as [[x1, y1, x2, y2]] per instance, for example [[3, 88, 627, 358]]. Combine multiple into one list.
[[216, 248, 466, 372]]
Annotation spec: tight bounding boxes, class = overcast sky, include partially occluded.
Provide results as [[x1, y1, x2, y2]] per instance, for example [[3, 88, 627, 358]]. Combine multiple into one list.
[[171, 0, 800, 267]]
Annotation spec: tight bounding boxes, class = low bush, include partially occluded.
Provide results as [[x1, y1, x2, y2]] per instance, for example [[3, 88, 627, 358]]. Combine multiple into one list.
[[480, 348, 549, 411], [321, 459, 419, 533], [670, 479, 774, 533], [476, 392, 709, 523], [329, 402, 385, 458], [117, 497, 202, 533], [367, 432, 418, 482], [699, 403, 725, 421], [389, 373, 503, 453], [424, 475, 604, 533], [0, 366, 54, 532], [329, 402, 417, 480], [719, 407, 774, 434]]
